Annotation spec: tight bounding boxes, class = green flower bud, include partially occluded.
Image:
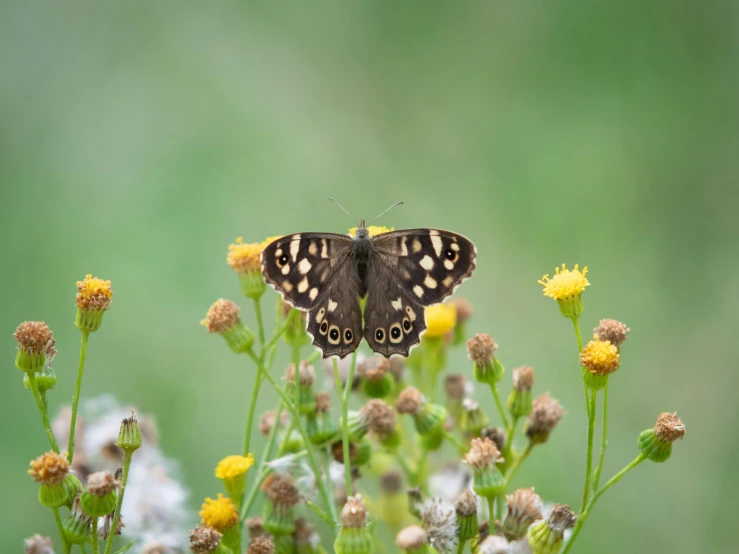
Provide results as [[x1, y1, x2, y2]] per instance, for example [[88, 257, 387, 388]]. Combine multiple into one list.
[[527, 504, 576, 554], [80, 471, 119, 517], [262, 475, 300, 537], [63, 498, 93, 545], [507, 366, 535, 418], [23, 365, 58, 393], [14, 321, 52, 373], [460, 399, 489, 435], [335, 496, 374, 554], [116, 411, 143, 453], [202, 299, 255, 353], [638, 412, 685, 463], [454, 490, 479, 542], [468, 334, 503, 384], [464, 438, 506, 499], [75, 275, 113, 332]]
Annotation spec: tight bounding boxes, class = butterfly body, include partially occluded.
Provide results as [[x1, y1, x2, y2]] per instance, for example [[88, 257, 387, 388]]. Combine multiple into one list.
[[261, 221, 476, 359]]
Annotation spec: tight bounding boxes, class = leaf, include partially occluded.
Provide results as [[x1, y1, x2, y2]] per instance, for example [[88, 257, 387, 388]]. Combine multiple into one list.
[[114, 539, 137, 554]]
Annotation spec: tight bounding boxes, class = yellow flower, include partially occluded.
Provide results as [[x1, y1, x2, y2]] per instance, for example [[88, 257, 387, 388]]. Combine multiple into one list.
[[348, 226, 394, 237], [28, 451, 70, 485], [199, 493, 238, 530], [538, 264, 589, 301], [215, 454, 254, 481], [76, 274, 113, 311], [424, 303, 457, 338], [580, 335, 620, 375], [227, 237, 263, 274]]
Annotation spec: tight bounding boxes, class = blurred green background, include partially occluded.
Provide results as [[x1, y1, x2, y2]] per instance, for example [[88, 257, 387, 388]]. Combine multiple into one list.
[[1, 1, 737, 552]]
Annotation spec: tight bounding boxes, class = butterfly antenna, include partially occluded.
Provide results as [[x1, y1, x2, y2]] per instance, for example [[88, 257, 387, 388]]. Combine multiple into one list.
[[369, 201, 404, 224], [328, 197, 360, 226]]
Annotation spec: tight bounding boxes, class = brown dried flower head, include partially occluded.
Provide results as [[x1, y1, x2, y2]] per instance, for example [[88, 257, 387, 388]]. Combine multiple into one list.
[[464, 437, 503, 471], [28, 451, 70, 485], [379, 471, 403, 494], [99, 512, 125, 540], [480, 427, 507, 452], [189, 525, 222, 554], [512, 366, 535, 391], [201, 299, 241, 334], [259, 409, 289, 436], [261, 474, 300, 508], [655, 412, 686, 442], [340, 494, 368, 528], [396, 386, 425, 415], [247, 536, 275, 554], [450, 297, 473, 324], [293, 517, 317, 544], [395, 525, 429, 551], [594, 318, 630, 348], [24, 534, 54, 554], [315, 392, 331, 414], [525, 393, 565, 443], [454, 489, 478, 517], [285, 361, 316, 387], [467, 334, 497, 367], [361, 399, 396, 436], [14, 321, 53, 355], [86, 471, 121, 496], [547, 504, 577, 535], [245, 517, 268, 539], [444, 374, 468, 401]]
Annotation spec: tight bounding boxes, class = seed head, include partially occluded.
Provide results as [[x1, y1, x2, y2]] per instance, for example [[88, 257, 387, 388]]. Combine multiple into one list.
[[14, 321, 53, 355], [340, 494, 368, 528], [395, 525, 428, 551], [285, 361, 316, 387], [547, 503, 577, 535], [454, 489, 478, 517], [86, 471, 120, 496], [261, 474, 300, 508], [512, 366, 535, 391], [478, 536, 510, 554], [315, 392, 331, 414], [525, 393, 565, 444], [201, 299, 241, 334], [24, 535, 54, 554], [396, 387, 424, 415], [420, 498, 458, 552], [189, 525, 222, 554], [594, 318, 630, 348], [361, 399, 396, 436], [655, 412, 686, 442], [467, 334, 497, 367], [480, 427, 507, 452], [464, 438, 503, 471], [247, 536, 275, 554]]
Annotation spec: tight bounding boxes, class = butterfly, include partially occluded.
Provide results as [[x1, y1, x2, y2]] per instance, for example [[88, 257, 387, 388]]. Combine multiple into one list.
[[261, 221, 476, 359]]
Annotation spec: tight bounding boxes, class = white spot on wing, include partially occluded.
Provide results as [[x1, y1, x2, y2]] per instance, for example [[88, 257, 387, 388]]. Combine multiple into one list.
[[298, 277, 309, 293], [430, 235, 443, 257], [420, 255, 434, 270], [400, 238, 408, 256], [290, 236, 301, 261], [391, 297, 403, 311], [321, 239, 328, 258], [309, 287, 319, 301], [413, 285, 424, 298], [281, 264, 290, 275], [328, 299, 338, 312], [298, 258, 312, 274], [424, 275, 438, 289], [444, 260, 454, 270]]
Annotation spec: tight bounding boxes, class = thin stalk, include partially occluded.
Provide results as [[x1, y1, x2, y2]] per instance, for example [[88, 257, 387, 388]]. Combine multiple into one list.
[[489, 382, 510, 429], [504, 442, 534, 482], [253, 297, 266, 345], [68, 331, 89, 462], [292, 339, 301, 424], [333, 355, 354, 496], [562, 454, 646, 554], [103, 450, 133, 554], [457, 539, 467, 554], [581, 391, 597, 512], [592, 383, 609, 491], [240, 450, 309, 519], [27, 372, 59, 452], [248, 350, 337, 527], [242, 368, 263, 458], [91, 519, 99, 554], [52, 507, 69, 554], [486, 496, 495, 521], [442, 429, 466, 452]]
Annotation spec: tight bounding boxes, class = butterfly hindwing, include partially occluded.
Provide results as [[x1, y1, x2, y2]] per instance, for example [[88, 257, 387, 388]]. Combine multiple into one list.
[[363, 263, 427, 357], [261, 233, 353, 310], [372, 229, 476, 305], [305, 261, 364, 359]]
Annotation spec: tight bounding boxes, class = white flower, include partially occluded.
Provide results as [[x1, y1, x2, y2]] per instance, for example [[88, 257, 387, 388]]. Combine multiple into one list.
[[420, 498, 458, 553]]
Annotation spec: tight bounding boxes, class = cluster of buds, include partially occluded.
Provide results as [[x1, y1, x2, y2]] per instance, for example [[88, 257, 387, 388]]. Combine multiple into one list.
[[396, 387, 447, 450]]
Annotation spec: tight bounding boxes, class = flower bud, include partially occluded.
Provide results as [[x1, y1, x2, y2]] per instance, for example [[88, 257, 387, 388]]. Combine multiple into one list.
[[247, 535, 275, 554], [396, 387, 447, 437], [454, 489, 479, 542], [594, 318, 630, 348], [362, 359, 394, 399], [14, 321, 52, 373], [286, 362, 317, 415], [75, 275, 113, 332], [538, 264, 589, 320], [507, 365, 535, 418], [80, 470, 119, 517], [467, 334, 503, 384], [460, 399, 489, 436], [334, 495, 374, 554], [444, 373, 468, 422], [525, 394, 565, 445], [638, 412, 685, 462], [501, 488, 543, 541], [464, 438, 506, 500], [116, 410, 143, 453], [282, 302, 310, 348], [527, 503, 576, 554], [23, 366, 58, 393], [306, 393, 338, 445], [28, 451, 80, 508], [63, 497, 93, 545], [262, 475, 301, 537], [190, 525, 233, 554], [202, 299, 256, 353]]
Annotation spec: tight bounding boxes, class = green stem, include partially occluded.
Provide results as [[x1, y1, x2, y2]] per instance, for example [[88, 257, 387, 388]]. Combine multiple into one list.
[[292, 341, 301, 426], [68, 331, 89, 462], [240, 450, 309, 520], [253, 297, 266, 345], [442, 429, 466, 452], [248, 350, 337, 528], [80, 545, 89, 554], [103, 450, 133, 554], [489, 382, 510, 429], [52, 507, 69, 554], [457, 538, 467, 554], [333, 353, 357, 496], [592, 383, 609, 491], [243, 367, 263, 458], [28, 371, 59, 452], [562, 454, 646, 554], [581, 390, 597, 512], [504, 442, 534, 482], [91, 518, 99, 554], [486, 496, 495, 521]]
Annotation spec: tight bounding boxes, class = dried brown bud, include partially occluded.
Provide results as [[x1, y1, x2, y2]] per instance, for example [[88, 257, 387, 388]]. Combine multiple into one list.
[[444, 374, 468, 401], [396, 387, 424, 415], [594, 318, 630, 348], [285, 361, 316, 387], [467, 334, 497, 367], [14, 321, 53, 354], [525, 393, 565, 444], [655, 412, 686, 442], [454, 489, 478, 517], [361, 399, 396, 436], [247, 536, 275, 554], [261, 474, 300, 508], [189, 525, 222, 554], [512, 366, 535, 391], [315, 392, 331, 413], [259, 409, 289, 436], [502, 488, 543, 540], [464, 437, 503, 470], [201, 300, 240, 334], [24, 535, 54, 554], [245, 517, 268, 539], [395, 525, 428, 551], [86, 471, 120, 496], [547, 504, 577, 534], [340, 495, 368, 528]]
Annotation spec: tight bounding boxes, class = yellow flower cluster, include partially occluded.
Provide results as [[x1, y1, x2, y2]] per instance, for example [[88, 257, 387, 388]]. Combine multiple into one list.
[[75, 274, 113, 311], [580, 335, 620, 376], [199, 493, 238, 530], [215, 454, 254, 481], [425, 303, 457, 338], [538, 264, 589, 301]]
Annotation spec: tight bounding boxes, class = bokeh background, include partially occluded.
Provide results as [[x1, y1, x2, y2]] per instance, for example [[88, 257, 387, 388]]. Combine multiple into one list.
[[2, 1, 737, 552]]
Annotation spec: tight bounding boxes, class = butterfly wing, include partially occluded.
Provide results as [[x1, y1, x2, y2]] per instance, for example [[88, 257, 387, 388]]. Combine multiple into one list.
[[261, 233, 362, 358], [261, 233, 353, 310], [363, 267, 427, 357], [371, 229, 476, 305], [363, 229, 476, 357]]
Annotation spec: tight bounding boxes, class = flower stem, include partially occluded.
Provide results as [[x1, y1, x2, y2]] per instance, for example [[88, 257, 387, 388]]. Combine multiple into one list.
[[581, 390, 597, 512], [253, 297, 266, 345], [562, 453, 646, 554], [52, 507, 69, 554], [333, 351, 359, 496], [243, 366, 263, 459], [103, 450, 133, 554], [27, 371, 59, 452], [68, 330, 89, 462], [504, 441, 534, 482], [91, 518, 99, 554], [457, 538, 467, 554], [248, 350, 337, 528], [592, 383, 609, 491], [442, 429, 466, 452], [489, 382, 510, 429]]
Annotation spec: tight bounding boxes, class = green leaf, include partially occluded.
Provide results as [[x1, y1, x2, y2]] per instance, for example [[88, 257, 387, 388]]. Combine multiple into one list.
[[114, 539, 136, 554]]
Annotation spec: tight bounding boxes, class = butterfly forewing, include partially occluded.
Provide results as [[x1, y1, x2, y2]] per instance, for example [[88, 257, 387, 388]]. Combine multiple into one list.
[[372, 229, 476, 306], [261, 233, 353, 310]]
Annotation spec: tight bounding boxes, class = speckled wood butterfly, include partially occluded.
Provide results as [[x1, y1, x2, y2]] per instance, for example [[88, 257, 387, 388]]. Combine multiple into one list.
[[261, 212, 476, 359]]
